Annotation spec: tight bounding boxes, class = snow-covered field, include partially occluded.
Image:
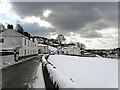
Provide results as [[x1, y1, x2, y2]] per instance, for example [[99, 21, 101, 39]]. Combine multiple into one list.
[[47, 55, 118, 88]]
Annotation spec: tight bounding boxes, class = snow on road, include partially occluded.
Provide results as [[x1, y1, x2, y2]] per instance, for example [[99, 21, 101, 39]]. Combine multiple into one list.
[[48, 55, 118, 88], [33, 63, 45, 88]]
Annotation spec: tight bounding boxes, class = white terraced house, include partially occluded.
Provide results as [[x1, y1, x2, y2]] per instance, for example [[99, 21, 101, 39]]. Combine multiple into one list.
[[61, 45, 80, 55], [38, 44, 49, 54], [57, 45, 81, 55], [0, 29, 38, 66]]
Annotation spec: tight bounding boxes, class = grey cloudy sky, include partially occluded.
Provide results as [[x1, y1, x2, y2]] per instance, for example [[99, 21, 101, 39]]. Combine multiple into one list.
[[9, 0, 119, 2], [0, 1, 118, 49]]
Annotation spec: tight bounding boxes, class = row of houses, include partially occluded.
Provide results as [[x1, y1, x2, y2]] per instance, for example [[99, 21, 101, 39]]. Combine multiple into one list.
[[36, 36, 86, 55], [0, 28, 60, 65], [38, 43, 84, 55], [0, 28, 38, 66], [0, 27, 86, 67], [86, 48, 120, 58]]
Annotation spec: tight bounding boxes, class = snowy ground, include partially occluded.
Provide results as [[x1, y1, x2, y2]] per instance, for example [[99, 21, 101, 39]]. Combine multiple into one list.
[[47, 55, 118, 88], [33, 63, 45, 88]]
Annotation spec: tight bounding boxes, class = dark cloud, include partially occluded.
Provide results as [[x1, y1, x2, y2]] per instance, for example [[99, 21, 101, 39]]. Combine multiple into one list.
[[11, 2, 118, 38], [81, 32, 103, 38], [19, 22, 55, 38]]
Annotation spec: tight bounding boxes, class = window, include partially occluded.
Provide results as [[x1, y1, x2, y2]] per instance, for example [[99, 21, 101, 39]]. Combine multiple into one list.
[[28, 41, 29, 46], [28, 50, 29, 55], [32, 43, 33, 47], [0, 38, 4, 43], [25, 50, 26, 56], [25, 39, 26, 45]]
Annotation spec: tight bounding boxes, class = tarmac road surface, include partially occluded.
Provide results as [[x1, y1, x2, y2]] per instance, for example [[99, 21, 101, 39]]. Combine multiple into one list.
[[1, 56, 42, 89]]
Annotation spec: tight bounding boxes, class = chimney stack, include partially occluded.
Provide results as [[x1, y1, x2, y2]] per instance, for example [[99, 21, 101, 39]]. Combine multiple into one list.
[[7, 24, 13, 29]]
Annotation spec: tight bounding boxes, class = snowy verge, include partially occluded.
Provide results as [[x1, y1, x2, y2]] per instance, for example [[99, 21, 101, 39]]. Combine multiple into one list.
[[33, 63, 45, 88], [42, 55, 79, 88]]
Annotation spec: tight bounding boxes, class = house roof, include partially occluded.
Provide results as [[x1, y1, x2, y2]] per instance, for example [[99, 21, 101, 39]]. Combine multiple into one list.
[[38, 44, 47, 47], [0, 29, 24, 37], [0, 29, 36, 43], [48, 46, 57, 51]]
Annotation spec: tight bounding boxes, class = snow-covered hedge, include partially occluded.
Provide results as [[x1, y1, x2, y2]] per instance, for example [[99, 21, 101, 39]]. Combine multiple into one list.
[[42, 55, 79, 88]]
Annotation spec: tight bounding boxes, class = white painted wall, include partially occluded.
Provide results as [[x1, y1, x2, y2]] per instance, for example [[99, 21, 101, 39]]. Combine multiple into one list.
[[0, 29, 39, 68], [22, 37, 38, 56], [0, 29, 38, 57], [38, 46, 48, 54], [62, 46, 80, 54]]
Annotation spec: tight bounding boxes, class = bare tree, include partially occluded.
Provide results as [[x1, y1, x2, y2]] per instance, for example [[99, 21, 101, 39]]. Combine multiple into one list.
[[56, 34, 66, 46], [76, 42, 85, 50], [56, 35, 66, 54], [80, 43, 85, 50], [15, 24, 24, 34]]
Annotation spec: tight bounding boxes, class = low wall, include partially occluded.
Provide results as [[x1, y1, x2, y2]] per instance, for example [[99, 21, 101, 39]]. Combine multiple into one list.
[[42, 55, 77, 89], [42, 55, 58, 89], [0, 55, 39, 70], [42, 63, 59, 89], [0, 55, 14, 69]]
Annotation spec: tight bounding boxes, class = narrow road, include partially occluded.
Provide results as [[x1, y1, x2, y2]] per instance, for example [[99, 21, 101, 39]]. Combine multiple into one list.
[[2, 55, 42, 89]]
